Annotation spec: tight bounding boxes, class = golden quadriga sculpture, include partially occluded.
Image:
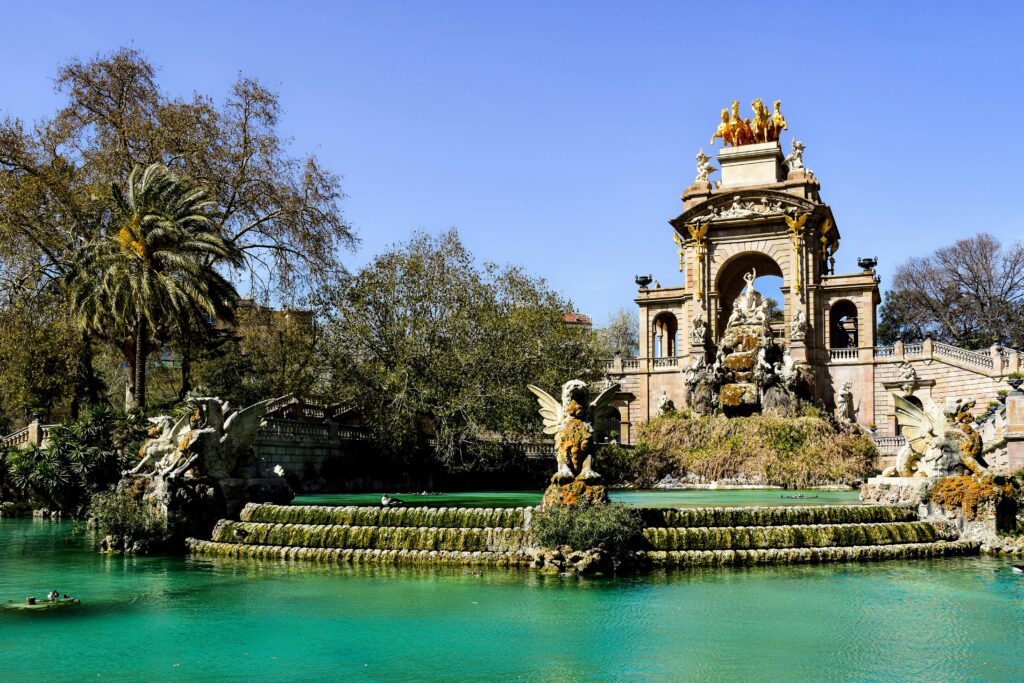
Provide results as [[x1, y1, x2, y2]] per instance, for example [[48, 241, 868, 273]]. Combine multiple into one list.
[[528, 380, 619, 508], [710, 98, 788, 148]]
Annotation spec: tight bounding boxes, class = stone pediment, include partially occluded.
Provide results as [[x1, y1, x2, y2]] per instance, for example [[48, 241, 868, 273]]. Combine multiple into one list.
[[670, 189, 821, 230]]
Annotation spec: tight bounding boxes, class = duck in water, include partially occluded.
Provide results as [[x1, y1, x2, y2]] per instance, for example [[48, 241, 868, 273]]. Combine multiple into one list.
[[381, 494, 403, 507]]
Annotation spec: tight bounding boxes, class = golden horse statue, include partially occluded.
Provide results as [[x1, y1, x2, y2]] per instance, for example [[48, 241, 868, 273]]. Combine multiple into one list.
[[710, 99, 788, 147], [751, 98, 772, 143], [771, 100, 788, 139], [710, 108, 733, 146]]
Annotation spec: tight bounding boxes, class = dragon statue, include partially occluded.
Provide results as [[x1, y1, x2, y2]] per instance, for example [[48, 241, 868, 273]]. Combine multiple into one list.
[[882, 394, 988, 478], [528, 380, 619, 508]]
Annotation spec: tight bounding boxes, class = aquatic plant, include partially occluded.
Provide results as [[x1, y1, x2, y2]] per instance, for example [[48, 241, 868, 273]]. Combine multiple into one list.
[[531, 504, 642, 554]]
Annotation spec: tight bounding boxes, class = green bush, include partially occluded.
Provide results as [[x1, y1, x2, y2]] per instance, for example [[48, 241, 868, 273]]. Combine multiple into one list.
[[90, 488, 168, 551], [1, 406, 146, 514], [531, 503, 642, 554]]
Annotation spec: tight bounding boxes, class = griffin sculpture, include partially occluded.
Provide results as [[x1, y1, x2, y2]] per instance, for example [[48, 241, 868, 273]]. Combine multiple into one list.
[[528, 380, 619, 483]]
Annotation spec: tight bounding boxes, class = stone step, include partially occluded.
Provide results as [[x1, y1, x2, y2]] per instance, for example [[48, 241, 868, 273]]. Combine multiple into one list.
[[212, 520, 526, 552], [642, 521, 948, 551], [187, 539, 533, 566], [642, 540, 979, 567], [639, 505, 917, 528], [239, 503, 529, 529]]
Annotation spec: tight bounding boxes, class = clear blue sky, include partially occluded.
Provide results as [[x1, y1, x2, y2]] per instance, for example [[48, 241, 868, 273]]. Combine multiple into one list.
[[2, 1, 1023, 324]]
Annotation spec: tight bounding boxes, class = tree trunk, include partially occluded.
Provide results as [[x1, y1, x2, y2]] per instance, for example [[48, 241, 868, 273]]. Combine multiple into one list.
[[179, 339, 192, 400], [134, 318, 147, 409]]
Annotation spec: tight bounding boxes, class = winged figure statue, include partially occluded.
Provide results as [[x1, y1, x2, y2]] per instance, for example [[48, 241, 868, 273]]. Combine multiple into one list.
[[131, 396, 283, 481], [528, 380, 619, 483], [882, 394, 987, 478]]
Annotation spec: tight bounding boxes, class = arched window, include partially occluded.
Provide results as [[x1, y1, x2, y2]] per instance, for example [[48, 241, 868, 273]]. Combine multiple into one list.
[[605, 407, 622, 443], [830, 300, 859, 348], [651, 313, 678, 357]]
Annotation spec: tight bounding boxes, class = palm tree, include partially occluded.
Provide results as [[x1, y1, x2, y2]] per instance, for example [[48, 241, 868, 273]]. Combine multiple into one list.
[[67, 163, 243, 408]]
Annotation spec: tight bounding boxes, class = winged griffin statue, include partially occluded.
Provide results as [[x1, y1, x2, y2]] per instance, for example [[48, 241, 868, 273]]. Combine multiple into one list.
[[881, 394, 987, 478], [129, 397, 277, 481], [528, 380, 619, 483]]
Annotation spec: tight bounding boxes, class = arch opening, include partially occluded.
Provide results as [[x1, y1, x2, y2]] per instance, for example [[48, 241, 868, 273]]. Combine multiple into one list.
[[830, 300, 859, 348], [651, 312, 678, 357], [715, 252, 785, 338]]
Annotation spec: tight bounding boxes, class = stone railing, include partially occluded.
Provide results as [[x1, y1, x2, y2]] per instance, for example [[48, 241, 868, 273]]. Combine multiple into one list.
[[873, 346, 895, 358], [871, 435, 906, 457], [261, 419, 331, 439], [652, 357, 680, 369], [829, 348, 860, 361], [903, 342, 924, 356], [932, 341, 994, 370], [1, 422, 57, 449], [623, 358, 641, 370], [1, 427, 30, 448]]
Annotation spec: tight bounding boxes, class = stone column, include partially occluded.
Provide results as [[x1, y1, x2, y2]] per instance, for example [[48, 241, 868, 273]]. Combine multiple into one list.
[[27, 420, 42, 447]]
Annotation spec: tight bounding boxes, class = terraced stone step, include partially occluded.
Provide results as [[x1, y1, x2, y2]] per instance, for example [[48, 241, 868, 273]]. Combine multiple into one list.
[[213, 520, 527, 552], [187, 539, 532, 566], [641, 540, 979, 567], [639, 505, 917, 529], [240, 503, 528, 529], [643, 521, 948, 551]]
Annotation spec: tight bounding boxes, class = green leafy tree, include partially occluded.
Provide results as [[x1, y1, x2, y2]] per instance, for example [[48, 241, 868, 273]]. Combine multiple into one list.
[[66, 164, 243, 408], [321, 229, 600, 469], [0, 47, 354, 421]]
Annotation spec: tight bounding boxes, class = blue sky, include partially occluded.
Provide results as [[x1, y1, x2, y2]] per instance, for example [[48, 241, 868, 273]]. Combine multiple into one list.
[[2, 1, 1022, 324]]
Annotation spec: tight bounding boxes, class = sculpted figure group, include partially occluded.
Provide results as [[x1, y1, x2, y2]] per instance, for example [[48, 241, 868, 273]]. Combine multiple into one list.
[[711, 99, 788, 148]]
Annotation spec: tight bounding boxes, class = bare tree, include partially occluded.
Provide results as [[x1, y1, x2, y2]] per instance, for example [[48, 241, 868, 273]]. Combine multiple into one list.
[[881, 233, 1024, 349]]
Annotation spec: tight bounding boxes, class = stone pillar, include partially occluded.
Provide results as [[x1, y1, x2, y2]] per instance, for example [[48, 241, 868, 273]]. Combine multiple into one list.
[[27, 420, 42, 447], [992, 346, 1005, 374], [1006, 391, 1024, 473], [893, 340, 904, 360]]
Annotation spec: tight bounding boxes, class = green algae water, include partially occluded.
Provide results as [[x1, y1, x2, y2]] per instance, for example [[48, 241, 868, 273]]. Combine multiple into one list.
[[296, 488, 862, 508], [2, 518, 1023, 682]]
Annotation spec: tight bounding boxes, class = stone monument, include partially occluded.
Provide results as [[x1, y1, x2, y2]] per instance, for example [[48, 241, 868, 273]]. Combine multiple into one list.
[[110, 396, 293, 551], [528, 380, 619, 508]]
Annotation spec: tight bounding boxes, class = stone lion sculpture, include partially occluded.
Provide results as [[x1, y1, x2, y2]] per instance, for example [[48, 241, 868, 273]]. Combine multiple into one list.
[[528, 380, 619, 483]]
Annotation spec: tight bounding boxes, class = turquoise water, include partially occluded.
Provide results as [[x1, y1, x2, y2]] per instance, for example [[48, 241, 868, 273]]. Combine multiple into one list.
[[2, 518, 1023, 682], [296, 488, 862, 508]]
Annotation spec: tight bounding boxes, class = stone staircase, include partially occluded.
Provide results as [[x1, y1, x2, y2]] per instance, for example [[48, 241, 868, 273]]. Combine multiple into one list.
[[187, 502, 978, 568]]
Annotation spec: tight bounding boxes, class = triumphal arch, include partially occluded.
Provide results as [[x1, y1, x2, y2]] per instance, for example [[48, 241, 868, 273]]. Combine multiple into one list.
[[605, 100, 1021, 471]]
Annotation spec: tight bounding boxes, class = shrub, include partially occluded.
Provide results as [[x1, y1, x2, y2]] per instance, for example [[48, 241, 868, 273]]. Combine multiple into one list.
[[634, 413, 877, 488], [90, 488, 168, 552], [531, 503, 642, 554]]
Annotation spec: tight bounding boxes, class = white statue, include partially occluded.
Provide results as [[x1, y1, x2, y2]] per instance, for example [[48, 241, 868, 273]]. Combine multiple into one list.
[[130, 397, 275, 480], [790, 309, 809, 339], [897, 361, 918, 394], [726, 269, 769, 329], [695, 148, 717, 183], [784, 139, 806, 171], [835, 382, 854, 424], [690, 311, 707, 346], [656, 391, 675, 416]]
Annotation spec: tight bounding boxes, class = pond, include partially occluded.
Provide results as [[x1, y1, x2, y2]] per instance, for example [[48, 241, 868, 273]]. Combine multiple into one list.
[[2, 518, 1023, 682], [294, 489, 863, 508]]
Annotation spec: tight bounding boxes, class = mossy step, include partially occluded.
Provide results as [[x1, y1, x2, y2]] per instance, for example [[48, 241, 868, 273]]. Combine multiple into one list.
[[642, 540, 979, 567], [240, 503, 529, 529], [187, 538, 532, 566], [639, 505, 917, 529], [213, 520, 527, 552], [642, 521, 949, 551]]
